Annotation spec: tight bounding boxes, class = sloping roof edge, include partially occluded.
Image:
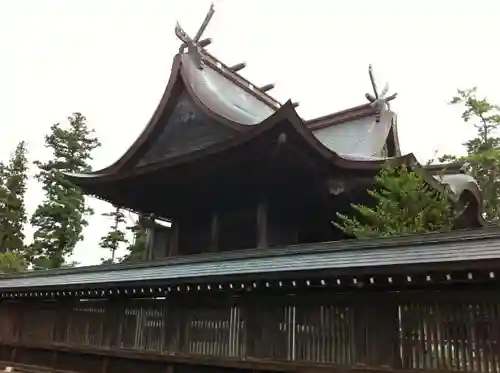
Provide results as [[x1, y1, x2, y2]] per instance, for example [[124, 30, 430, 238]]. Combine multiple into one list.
[[181, 36, 387, 131], [85, 55, 185, 176], [199, 49, 282, 110], [0, 228, 499, 290], [64, 102, 418, 186], [74, 48, 406, 179], [389, 114, 402, 156], [306, 103, 380, 131], [425, 162, 464, 175], [75, 54, 255, 178]]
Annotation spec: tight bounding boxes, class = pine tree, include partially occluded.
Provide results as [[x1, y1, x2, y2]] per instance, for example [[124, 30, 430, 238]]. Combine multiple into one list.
[[99, 206, 128, 264], [0, 162, 8, 236], [441, 87, 500, 222], [0, 141, 29, 252], [121, 215, 148, 262], [334, 164, 456, 238], [30, 113, 101, 269]]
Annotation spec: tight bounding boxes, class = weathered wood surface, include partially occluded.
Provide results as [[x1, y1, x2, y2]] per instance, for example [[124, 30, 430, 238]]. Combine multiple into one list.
[[0, 290, 499, 373]]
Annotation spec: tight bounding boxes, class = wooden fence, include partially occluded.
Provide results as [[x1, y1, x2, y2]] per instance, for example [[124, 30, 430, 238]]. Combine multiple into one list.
[[0, 291, 499, 373]]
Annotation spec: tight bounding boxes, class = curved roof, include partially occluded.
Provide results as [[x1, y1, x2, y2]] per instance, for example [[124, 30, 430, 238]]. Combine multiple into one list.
[[85, 49, 402, 177], [181, 54, 276, 125], [313, 109, 396, 157], [63, 47, 486, 227], [65, 101, 416, 187]]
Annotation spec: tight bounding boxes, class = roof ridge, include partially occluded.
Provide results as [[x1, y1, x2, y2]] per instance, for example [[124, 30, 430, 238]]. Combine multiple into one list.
[[199, 49, 283, 110], [175, 4, 398, 132], [197, 49, 385, 131], [307, 104, 381, 130], [174, 3, 285, 112]]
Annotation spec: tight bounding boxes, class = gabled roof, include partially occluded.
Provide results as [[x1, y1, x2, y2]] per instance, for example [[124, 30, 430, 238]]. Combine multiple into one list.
[[83, 44, 401, 178], [72, 60, 401, 181], [62, 16, 486, 227]]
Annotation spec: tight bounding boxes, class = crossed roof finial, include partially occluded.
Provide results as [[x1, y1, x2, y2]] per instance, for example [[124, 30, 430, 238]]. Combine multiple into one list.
[[365, 64, 398, 111], [175, 3, 215, 69]]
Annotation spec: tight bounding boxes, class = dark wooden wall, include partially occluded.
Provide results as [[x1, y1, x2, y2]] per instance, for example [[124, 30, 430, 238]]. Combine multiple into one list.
[[0, 289, 499, 373]]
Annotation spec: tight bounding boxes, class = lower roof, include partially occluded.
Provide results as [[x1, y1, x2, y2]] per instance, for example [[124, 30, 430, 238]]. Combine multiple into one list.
[[1, 228, 500, 291]]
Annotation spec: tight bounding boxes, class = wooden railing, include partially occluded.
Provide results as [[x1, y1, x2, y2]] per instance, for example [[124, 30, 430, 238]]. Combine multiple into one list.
[[0, 291, 499, 373]]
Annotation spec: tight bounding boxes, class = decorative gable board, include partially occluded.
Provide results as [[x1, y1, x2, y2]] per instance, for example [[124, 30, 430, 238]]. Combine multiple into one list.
[[137, 91, 236, 167]]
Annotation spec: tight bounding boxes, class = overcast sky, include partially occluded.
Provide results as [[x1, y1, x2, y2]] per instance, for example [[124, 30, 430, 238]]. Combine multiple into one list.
[[1, 0, 499, 265]]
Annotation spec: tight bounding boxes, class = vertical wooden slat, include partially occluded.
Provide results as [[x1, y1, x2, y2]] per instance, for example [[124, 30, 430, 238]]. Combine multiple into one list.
[[428, 303, 438, 371], [11, 286, 500, 373], [471, 302, 480, 373], [242, 296, 256, 358], [417, 302, 426, 370], [485, 301, 497, 373], [464, 302, 474, 372], [162, 298, 172, 352], [451, 301, 460, 372], [492, 301, 500, 373]]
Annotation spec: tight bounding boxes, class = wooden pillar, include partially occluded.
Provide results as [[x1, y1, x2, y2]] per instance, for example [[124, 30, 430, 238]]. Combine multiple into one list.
[[257, 198, 268, 249], [209, 213, 219, 252], [146, 227, 155, 261], [168, 222, 179, 256]]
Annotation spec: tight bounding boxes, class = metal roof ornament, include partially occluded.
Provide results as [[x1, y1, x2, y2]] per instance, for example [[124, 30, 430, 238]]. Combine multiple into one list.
[[175, 3, 215, 69], [365, 64, 398, 112]]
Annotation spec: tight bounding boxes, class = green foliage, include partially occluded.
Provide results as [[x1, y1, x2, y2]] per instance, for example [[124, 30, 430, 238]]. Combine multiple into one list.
[[0, 162, 9, 239], [440, 87, 500, 222], [30, 113, 101, 269], [99, 206, 128, 264], [0, 141, 29, 253], [450, 87, 500, 151], [0, 251, 27, 274], [334, 164, 456, 238], [121, 215, 148, 263]]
